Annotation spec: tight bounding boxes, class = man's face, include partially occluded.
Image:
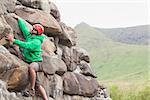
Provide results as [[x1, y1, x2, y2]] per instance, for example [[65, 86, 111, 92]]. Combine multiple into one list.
[[31, 28, 38, 35]]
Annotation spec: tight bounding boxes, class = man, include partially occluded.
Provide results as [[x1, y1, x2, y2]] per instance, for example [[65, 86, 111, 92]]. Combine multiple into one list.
[[6, 15, 48, 100]]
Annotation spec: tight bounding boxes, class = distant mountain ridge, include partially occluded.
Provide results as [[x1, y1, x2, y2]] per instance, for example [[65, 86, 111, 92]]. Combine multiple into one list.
[[95, 25, 150, 45]]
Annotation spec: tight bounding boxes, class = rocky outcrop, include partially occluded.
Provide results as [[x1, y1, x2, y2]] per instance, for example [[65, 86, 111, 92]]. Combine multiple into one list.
[[63, 72, 98, 97], [0, 80, 20, 100], [59, 22, 77, 47], [79, 61, 97, 78], [0, 0, 111, 100], [0, 0, 16, 14], [15, 5, 62, 35]]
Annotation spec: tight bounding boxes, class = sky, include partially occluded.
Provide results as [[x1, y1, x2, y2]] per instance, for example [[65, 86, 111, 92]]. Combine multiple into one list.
[[52, 0, 149, 28]]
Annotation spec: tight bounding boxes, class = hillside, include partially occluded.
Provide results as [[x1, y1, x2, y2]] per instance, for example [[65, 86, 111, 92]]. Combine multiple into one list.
[[75, 22, 149, 81], [95, 25, 150, 45]]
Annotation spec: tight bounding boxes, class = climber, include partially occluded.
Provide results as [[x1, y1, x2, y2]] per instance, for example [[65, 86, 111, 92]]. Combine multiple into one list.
[[6, 15, 48, 100]]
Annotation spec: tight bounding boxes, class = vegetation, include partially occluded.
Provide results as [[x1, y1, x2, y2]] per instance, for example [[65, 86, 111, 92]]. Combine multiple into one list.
[[75, 23, 150, 99], [109, 81, 150, 100], [75, 22, 149, 81]]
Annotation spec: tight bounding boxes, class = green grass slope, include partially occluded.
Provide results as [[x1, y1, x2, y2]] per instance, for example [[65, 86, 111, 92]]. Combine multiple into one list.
[[75, 22, 149, 81]]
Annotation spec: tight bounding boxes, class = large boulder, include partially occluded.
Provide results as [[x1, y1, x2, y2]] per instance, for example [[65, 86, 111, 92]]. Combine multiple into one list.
[[0, 46, 29, 91], [4, 13, 33, 41], [73, 47, 90, 63], [63, 72, 99, 97], [18, 0, 51, 13], [49, 1, 61, 22], [0, 15, 12, 45], [32, 74, 63, 99], [0, 47, 18, 81], [59, 22, 77, 47], [61, 46, 77, 71], [18, 0, 61, 22], [48, 74, 63, 100], [0, 80, 20, 100], [15, 5, 62, 36], [61, 46, 90, 71], [0, 0, 16, 14], [79, 61, 97, 78], [35, 72, 50, 98], [41, 52, 67, 75], [4, 14, 23, 41], [7, 66, 29, 91], [41, 35, 56, 55]]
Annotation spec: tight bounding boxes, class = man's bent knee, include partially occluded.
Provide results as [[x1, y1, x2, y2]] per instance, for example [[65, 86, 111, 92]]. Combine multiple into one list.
[[29, 62, 39, 72]]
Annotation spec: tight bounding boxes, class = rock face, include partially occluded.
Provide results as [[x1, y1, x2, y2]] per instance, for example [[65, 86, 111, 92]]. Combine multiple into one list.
[[0, 0, 111, 100], [59, 22, 77, 47], [15, 5, 62, 36], [0, 0, 16, 14], [63, 72, 98, 97], [0, 80, 20, 100], [0, 15, 12, 40]]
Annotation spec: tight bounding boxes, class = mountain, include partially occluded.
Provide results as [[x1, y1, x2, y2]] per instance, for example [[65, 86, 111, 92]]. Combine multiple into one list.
[[75, 22, 149, 81], [95, 25, 150, 45]]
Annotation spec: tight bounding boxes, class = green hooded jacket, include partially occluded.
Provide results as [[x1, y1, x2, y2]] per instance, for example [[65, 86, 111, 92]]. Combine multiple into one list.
[[13, 18, 45, 63]]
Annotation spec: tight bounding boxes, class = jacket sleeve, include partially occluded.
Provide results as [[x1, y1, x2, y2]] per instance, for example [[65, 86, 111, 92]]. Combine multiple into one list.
[[13, 39, 41, 51], [18, 18, 31, 40]]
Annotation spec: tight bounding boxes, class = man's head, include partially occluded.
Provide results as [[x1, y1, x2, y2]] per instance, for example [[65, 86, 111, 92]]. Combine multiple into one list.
[[31, 24, 44, 35]]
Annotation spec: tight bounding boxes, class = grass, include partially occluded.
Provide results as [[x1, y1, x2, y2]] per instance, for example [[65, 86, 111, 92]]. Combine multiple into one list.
[[89, 44, 149, 81], [109, 81, 150, 100]]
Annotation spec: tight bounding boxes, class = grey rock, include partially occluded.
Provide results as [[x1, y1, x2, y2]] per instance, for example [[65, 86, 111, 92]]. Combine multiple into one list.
[[41, 52, 67, 75], [0, 15, 12, 40], [0, 0, 16, 14], [41, 35, 56, 55], [18, 0, 51, 13], [63, 72, 99, 97], [79, 61, 97, 78], [15, 5, 62, 36], [4, 13, 33, 41], [61, 46, 77, 71], [73, 47, 90, 63], [48, 74, 63, 100], [59, 22, 77, 47], [0, 80, 20, 100], [49, 1, 61, 22]]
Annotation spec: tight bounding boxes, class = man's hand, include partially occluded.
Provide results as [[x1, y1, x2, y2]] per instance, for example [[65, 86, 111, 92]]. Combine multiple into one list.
[[11, 13, 20, 20], [5, 34, 15, 42]]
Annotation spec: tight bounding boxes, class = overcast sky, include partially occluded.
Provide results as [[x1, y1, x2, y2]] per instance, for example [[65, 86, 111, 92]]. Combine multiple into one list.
[[52, 0, 149, 28]]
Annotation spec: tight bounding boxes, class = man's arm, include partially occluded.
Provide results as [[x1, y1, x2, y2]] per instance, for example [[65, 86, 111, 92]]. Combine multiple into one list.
[[5, 34, 39, 51], [12, 14, 31, 40], [13, 39, 40, 51], [18, 18, 31, 40]]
